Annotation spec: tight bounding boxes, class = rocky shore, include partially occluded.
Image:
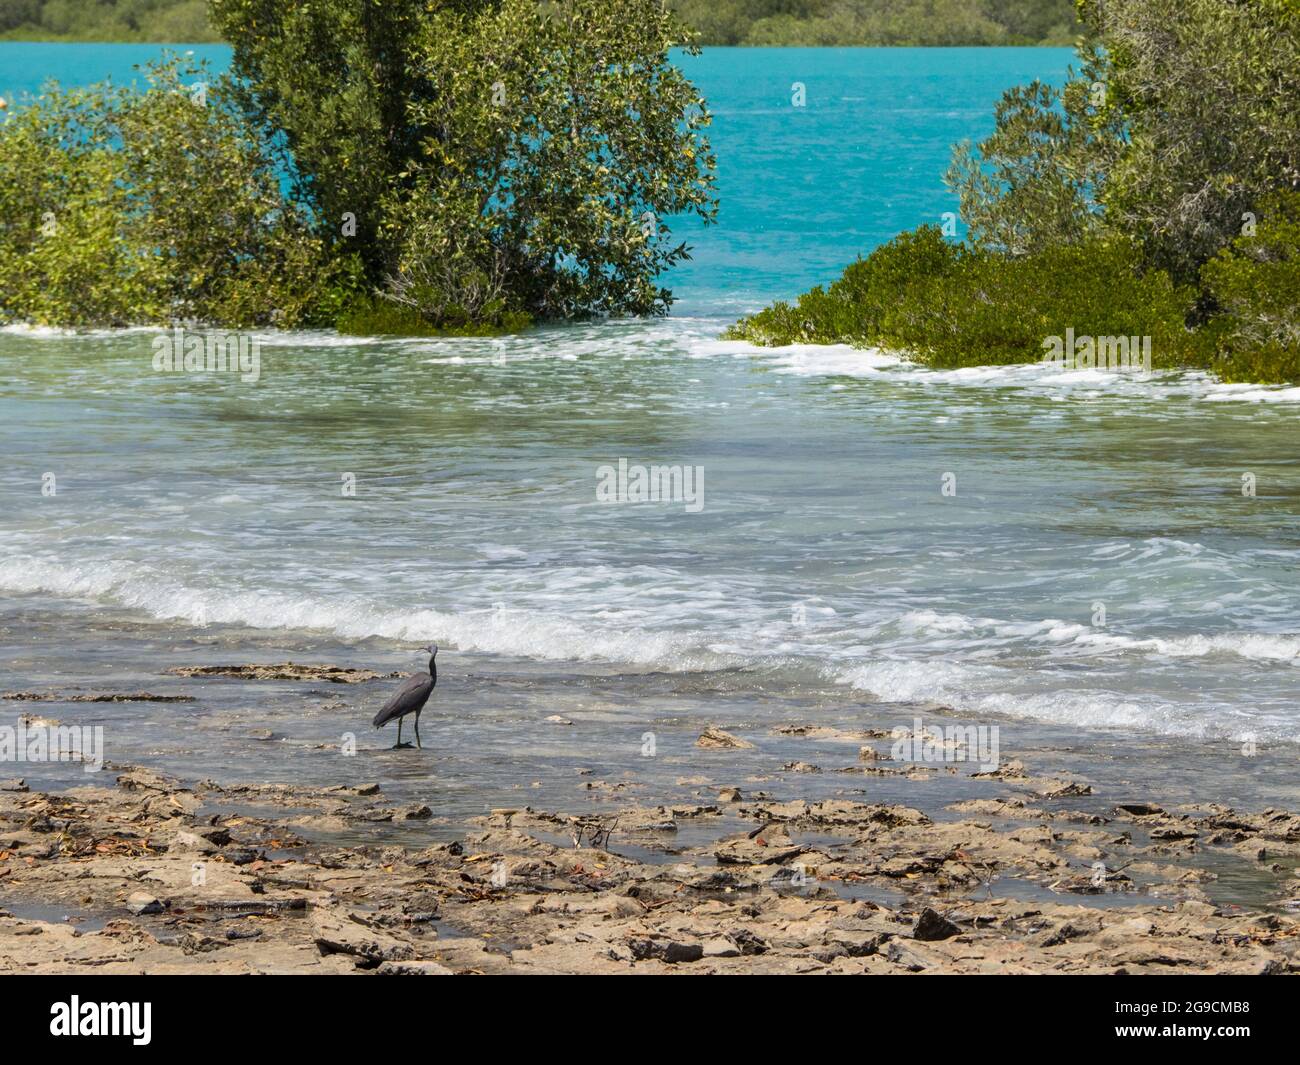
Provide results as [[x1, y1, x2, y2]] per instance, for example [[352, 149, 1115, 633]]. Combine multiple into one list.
[[3, 733, 1299, 974]]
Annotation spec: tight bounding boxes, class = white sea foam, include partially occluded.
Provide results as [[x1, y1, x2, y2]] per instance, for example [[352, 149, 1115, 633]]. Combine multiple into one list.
[[751, 343, 901, 377], [893, 607, 1300, 662], [0, 324, 158, 339], [0, 554, 727, 673], [834, 658, 1280, 743], [1202, 382, 1300, 403], [249, 331, 381, 348], [1, 551, 1294, 746], [705, 335, 1300, 403]]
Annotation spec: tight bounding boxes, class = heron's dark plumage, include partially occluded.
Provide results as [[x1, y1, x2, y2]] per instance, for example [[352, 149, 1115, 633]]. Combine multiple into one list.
[[372, 649, 437, 728]]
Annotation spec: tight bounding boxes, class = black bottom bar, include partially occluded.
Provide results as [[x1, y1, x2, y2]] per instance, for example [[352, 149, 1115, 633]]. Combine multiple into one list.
[[2, 972, 1288, 1050]]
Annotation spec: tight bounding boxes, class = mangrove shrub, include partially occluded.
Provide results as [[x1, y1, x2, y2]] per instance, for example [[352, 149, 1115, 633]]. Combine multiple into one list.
[[209, 0, 718, 330]]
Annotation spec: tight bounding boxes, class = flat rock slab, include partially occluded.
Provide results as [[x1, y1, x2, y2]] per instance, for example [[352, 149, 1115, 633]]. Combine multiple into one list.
[[2, 691, 194, 702], [0, 763, 1298, 975], [309, 909, 425, 965], [165, 663, 401, 683]]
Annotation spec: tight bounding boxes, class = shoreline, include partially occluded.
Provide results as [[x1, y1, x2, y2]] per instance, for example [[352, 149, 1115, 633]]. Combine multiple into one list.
[[3, 664, 1299, 973], [4, 315, 1300, 393]]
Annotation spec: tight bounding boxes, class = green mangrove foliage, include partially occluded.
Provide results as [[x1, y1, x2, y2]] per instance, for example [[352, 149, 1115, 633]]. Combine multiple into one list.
[[670, 0, 1081, 47], [730, 0, 1300, 384], [1, 0, 1081, 47], [729, 226, 1202, 369], [1201, 192, 1300, 385], [0, 58, 333, 327], [209, 0, 716, 331], [0, 0, 218, 42], [1, 0, 718, 332]]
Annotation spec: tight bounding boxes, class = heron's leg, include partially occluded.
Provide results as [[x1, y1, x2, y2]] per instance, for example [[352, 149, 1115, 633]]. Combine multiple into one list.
[[395, 718, 403, 748], [414, 710, 422, 750]]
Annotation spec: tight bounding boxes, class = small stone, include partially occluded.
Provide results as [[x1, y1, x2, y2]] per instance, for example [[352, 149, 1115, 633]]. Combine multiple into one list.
[[606, 941, 635, 963], [126, 892, 164, 916], [717, 787, 743, 803], [376, 960, 456, 975], [701, 935, 740, 958], [325, 782, 381, 796], [1150, 825, 1198, 841], [887, 940, 932, 971], [1037, 780, 1093, 798], [696, 727, 754, 750], [170, 829, 218, 854], [544, 715, 573, 725]]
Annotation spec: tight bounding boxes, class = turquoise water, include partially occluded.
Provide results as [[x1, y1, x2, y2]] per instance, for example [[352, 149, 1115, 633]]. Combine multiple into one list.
[[1, 43, 1298, 787]]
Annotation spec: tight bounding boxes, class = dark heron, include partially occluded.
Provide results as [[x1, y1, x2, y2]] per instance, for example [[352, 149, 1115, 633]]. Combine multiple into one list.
[[372, 644, 437, 749]]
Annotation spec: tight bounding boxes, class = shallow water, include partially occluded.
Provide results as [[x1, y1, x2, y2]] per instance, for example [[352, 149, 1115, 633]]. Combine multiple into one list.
[[0, 46, 1297, 826], [3, 321, 1296, 751]]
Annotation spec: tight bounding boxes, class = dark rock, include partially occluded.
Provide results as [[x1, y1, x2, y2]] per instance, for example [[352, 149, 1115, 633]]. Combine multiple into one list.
[[222, 848, 261, 866], [732, 928, 768, 956], [198, 827, 233, 846], [913, 907, 961, 941], [829, 930, 884, 957], [811, 942, 849, 963], [1116, 803, 1165, 816], [376, 960, 455, 975], [627, 938, 704, 963], [662, 941, 704, 964]]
